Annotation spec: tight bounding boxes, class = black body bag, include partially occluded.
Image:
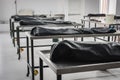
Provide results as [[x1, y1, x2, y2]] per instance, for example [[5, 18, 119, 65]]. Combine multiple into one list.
[[30, 27, 116, 36], [50, 40, 120, 63], [30, 27, 81, 36], [20, 20, 46, 25]]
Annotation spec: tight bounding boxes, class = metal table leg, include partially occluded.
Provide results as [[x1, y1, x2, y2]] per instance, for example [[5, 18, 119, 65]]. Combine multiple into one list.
[[11, 22, 14, 38], [9, 19, 12, 37], [94, 23, 97, 41], [89, 17, 91, 28], [57, 75, 62, 80], [16, 27, 21, 60], [26, 36, 30, 76], [12, 22, 15, 47], [40, 58, 43, 80], [31, 39, 35, 80]]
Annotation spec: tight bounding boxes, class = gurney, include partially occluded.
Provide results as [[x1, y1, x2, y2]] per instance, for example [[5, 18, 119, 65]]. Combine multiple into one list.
[[36, 41, 120, 80], [25, 29, 120, 80], [10, 15, 62, 41], [82, 14, 120, 28], [10, 15, 45, 36], [16, 22, 82, 60], [83, 14, 106, 28], [11, 16, 69, 47], [50, 40, 120, 62], [36, 42, 120, 80], [82, 14, 120, 42]]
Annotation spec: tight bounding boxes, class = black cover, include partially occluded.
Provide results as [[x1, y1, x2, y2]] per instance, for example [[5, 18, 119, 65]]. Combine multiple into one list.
[[14, 16, 37, 21], [44, 21, 73, 25], [50, 40, 120, 63], [30, 27, 116, 36], [91, 27, 116, 34], [20, 20, 46, 25], [38, 15, 47, 18], [114, 16, 120, 19], [88, 14, 106, 17], [11, 15, 34, 18], [41, 18, 57, 21], [30, 27, 81, 36]]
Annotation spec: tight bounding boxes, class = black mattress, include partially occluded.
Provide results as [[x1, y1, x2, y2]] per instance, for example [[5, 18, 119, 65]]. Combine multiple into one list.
[[13, 16, 37, 21], [114, 16, 120, 19], [20, 20, 47, 25], [20, 20, 73, 26], [87, 14, 106, 17], [50, 40, 120, 63], [43, 21, 73, 25], [11, 15, 59, 21], [30, 27, 80, 36], [30, 27, 116, 36], [11, 15, 48, 21], [11, 15, 34, 18]]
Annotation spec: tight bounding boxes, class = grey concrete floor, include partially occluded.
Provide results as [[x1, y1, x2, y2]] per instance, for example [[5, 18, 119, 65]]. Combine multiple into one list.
[[1, 24, 120, 80]]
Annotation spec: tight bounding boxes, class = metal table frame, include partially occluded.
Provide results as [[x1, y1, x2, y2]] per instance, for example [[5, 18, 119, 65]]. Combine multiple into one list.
[[9, 18, 20, 46], [81, 19, 120, 42], [38, 50, 120, 80], [16, 23, 82, 60], [26, 31, 120, 80], [9, 15, 66, 47], [83, 15, 105, 28], [81, 19, 120, 28]]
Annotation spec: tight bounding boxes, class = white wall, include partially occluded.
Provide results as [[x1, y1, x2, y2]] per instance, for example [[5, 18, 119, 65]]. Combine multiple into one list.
[[116, 0, 120, 15], [0, 0, 15, 22], [68, 0, 81, 14], [80, 0, 85, 16], [84, 0, 99, 15], [108, 0, 117, 14], [0, 0, 66, 22], [0, 0, 100, 22], [17, 0, 65, 15]]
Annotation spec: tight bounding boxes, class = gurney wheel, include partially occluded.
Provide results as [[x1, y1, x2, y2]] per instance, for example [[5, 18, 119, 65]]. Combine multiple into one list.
[[34, 70, 38, 76], [20, 48, 24, 53]]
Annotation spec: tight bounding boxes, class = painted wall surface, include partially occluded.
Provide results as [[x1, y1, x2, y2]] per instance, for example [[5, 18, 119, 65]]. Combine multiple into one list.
[[108, 0, 117, 14], [116, 0, 120, 15], [0, 0, 100, 22], [84, 0, 99, 15], [68, 0, 81, 14], [0, 0, 66, 21], [0, 0, 15, 22], [17, 0, 65, 15]]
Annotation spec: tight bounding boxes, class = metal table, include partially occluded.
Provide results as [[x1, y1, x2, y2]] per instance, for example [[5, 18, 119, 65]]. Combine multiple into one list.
[[25, 31, 120, 80], [16, 23, 82, 59], [37, 50, 120, 80]]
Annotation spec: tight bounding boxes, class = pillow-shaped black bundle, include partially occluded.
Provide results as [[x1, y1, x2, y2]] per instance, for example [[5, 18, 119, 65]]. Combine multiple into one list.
[[50, 21, 73, 24], [20, 20, 46, 25], [50, 40, 120, 63], [114, 16, 120, 19], [30, 27, 116, 36], [87, 14, 105, 17], [14, 15, 36, 21], [39, 15, 47, 18], [30, 27, 81, 36], [91, 27, 116, 34]]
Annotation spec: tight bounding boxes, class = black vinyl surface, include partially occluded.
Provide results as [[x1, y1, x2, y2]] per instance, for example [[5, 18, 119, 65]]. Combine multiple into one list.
[[50, 40, 120, 63]]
